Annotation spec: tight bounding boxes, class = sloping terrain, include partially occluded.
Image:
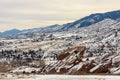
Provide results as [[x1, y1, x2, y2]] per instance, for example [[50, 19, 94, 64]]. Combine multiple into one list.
[[0, 10, 120, 75], [1, 10, 120, 39], [7, 18, 119, 75]]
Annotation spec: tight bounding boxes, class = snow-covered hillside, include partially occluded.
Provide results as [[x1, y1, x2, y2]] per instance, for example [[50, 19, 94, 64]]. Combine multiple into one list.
[[0, 18, 119, 75], [0, 9, 120, 77]]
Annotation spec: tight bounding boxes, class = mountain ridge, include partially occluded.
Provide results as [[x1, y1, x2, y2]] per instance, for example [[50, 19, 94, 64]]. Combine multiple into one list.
[[0, 10, 120, 38], [61, 10, 120, 30], [0, 29, 21, 37]]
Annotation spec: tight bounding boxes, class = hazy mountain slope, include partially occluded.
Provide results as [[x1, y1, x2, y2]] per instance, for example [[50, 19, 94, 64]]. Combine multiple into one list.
[[21, 24, 62, 34], [61, 10, 120, 30], [15, 10, 120, 35], [1, 10, 120, 38], [0, 29, 21, 37]]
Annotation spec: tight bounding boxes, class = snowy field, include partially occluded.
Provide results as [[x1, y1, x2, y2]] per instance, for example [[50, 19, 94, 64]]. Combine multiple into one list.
[[3, 75, 120, 80]]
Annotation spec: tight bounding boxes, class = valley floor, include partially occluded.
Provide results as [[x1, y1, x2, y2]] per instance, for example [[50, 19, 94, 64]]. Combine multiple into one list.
[[1, 75, 120, 80]]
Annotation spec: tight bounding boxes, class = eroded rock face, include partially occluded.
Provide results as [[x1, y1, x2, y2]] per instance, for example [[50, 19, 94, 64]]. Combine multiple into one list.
[[47, 44, 119, 74], [10, 44, 120, 75], [44, 46, 85, 74]]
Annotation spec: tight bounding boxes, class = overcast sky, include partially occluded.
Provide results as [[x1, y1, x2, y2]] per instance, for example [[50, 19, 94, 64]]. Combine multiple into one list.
[[0, 0, 120, 32]]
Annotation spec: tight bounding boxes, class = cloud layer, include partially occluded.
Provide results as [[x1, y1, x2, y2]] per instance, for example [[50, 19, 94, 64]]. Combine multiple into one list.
[[0, 0, 120, 32]]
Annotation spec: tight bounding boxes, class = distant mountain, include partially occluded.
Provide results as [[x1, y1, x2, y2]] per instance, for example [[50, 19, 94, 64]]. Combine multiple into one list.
[[61, 10, 120, 30], [0, 29, 21, 37], [21, 24, 62, 34], [18, 10, 120, 33], [1, 10, 120, 38]]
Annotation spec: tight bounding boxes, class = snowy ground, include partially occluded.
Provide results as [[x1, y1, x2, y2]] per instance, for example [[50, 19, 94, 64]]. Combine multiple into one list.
[[2, 75, 120, 80]]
